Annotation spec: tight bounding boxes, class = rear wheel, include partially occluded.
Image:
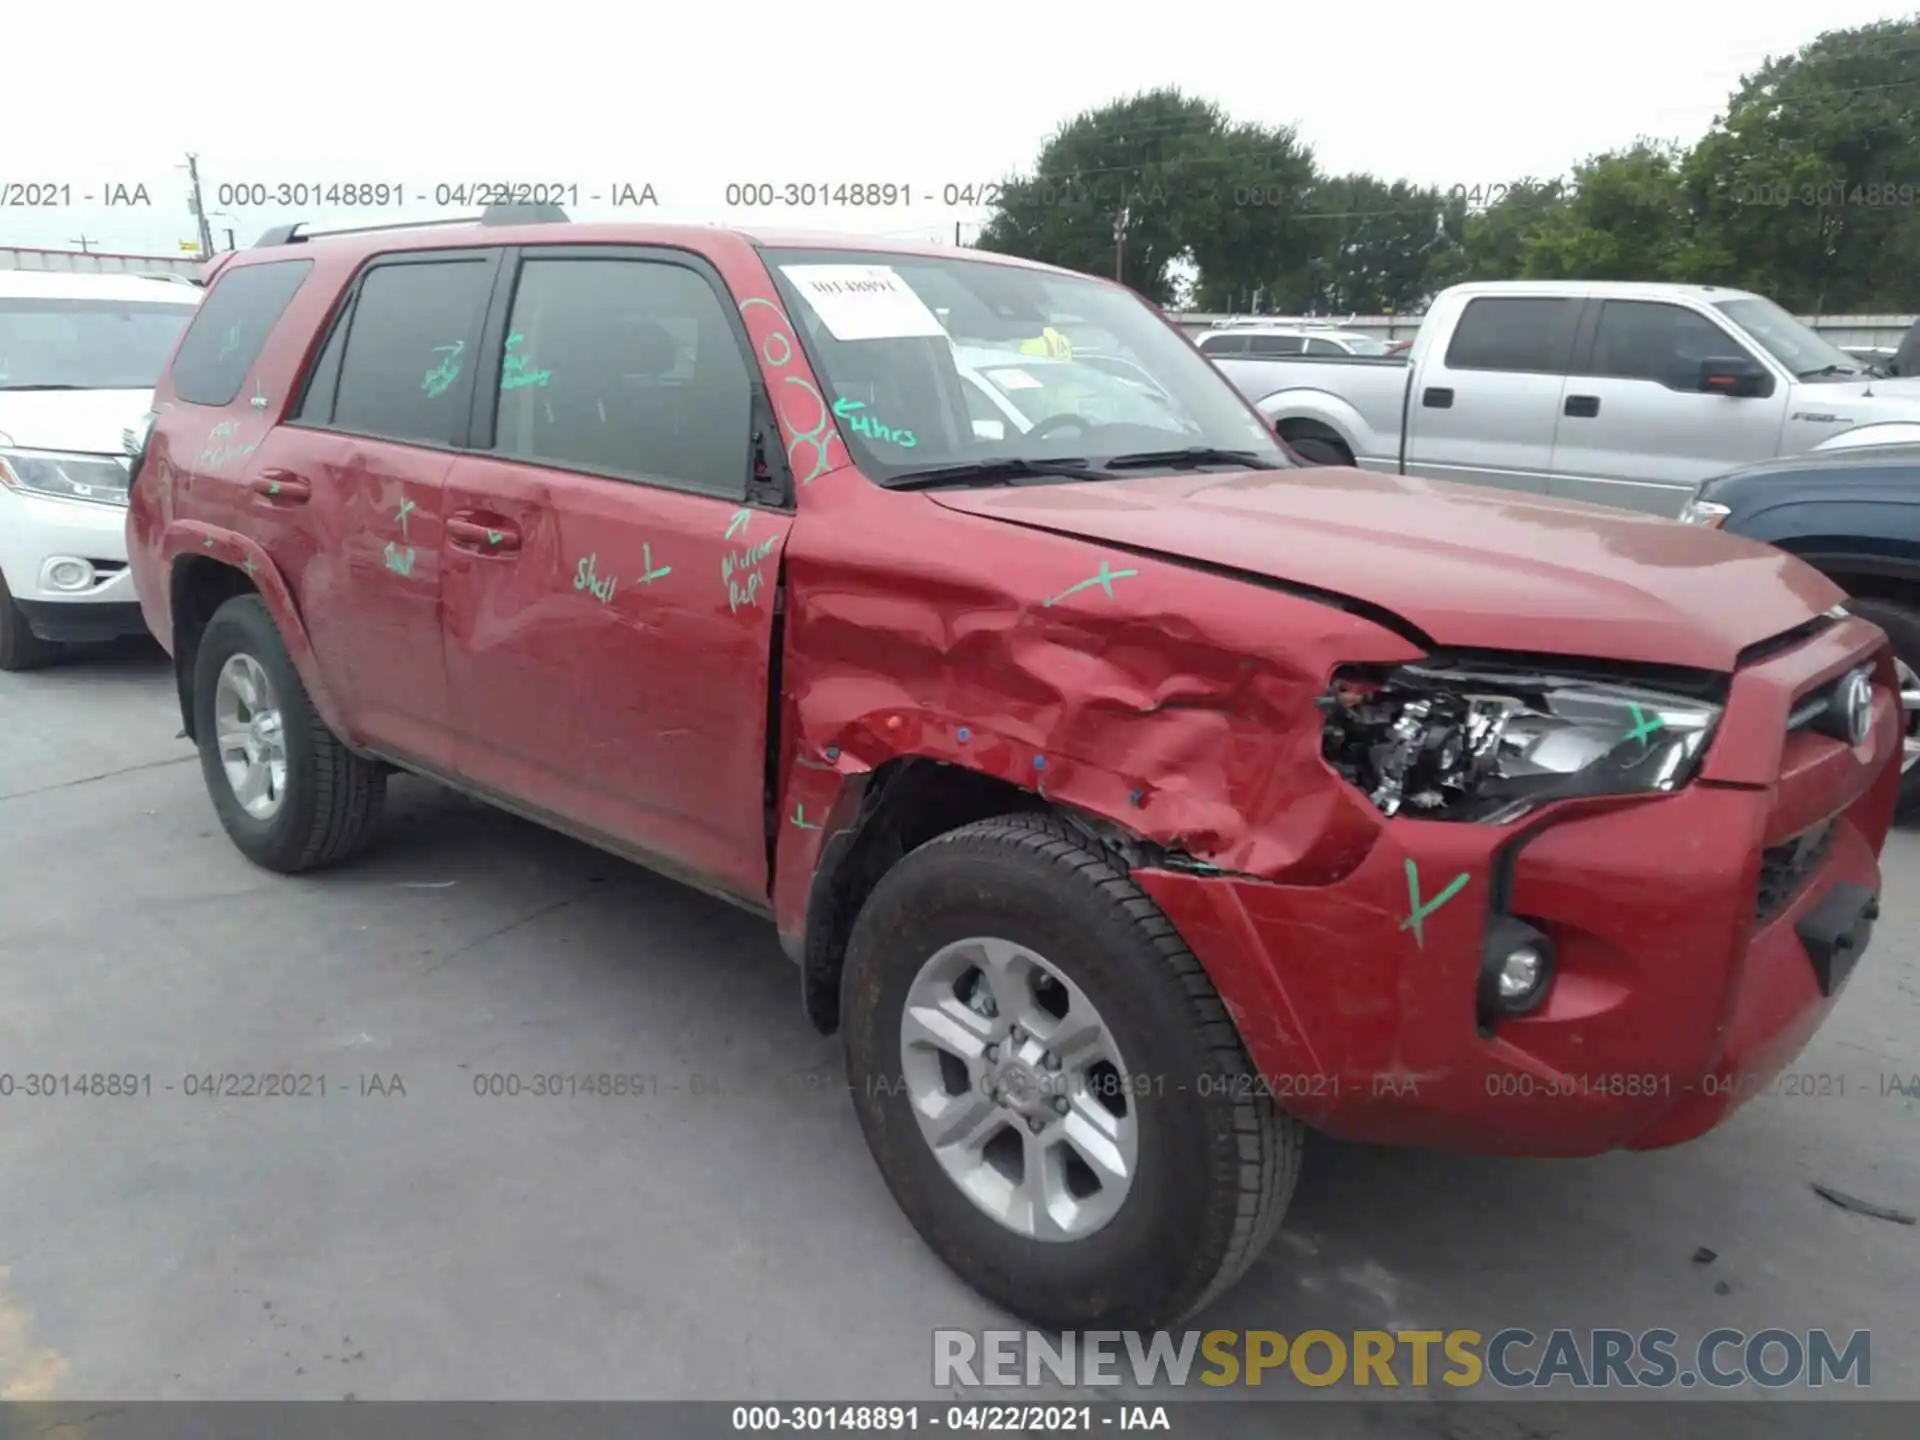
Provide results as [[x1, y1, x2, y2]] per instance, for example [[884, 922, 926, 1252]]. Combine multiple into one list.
[[192, 594, 387, 872], [0, 571, 61, 672], [1845, 596, 1920, 810], [842, 812, 1302, 1330], [1284, 433, 1353, 467]]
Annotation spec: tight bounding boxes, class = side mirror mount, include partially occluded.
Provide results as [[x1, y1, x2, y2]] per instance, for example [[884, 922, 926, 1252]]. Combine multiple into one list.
[[1697, 355, 1771, 398]]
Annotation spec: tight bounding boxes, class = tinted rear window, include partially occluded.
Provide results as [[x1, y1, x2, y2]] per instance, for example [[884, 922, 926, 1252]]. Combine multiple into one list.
[[329, 258, 495, 447], [169, 259, 314, 405], [0, 297, 196, 391], [1444, 297, 1579, 374]]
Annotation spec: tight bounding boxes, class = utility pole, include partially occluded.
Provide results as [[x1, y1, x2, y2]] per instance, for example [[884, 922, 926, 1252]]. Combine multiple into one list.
[[955, 220, 962, 247], [225, 227, 237, 252], [183, 153, 215, 258], [68, 235, 97, 254]]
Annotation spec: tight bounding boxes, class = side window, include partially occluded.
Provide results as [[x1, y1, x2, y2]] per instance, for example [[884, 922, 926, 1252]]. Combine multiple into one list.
[[1304, 337, 1344, 356], [1248, 334, 1305, 356], [329, 258, 495, 446], [168, 259, 313, 405], [1589, 301, 1748, 390], [490, 257, 753, 498], [294, 296, 354, 425], [1199, 333, 1247, 355], [1444, 297, 1579, 374]]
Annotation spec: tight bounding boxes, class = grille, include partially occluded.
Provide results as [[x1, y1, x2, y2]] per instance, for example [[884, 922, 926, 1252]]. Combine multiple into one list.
[[1756, 821, 1833, 926]]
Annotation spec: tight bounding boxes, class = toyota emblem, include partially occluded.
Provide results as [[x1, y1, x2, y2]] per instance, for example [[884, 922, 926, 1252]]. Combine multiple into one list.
[[1840, 669, 1873, 747]]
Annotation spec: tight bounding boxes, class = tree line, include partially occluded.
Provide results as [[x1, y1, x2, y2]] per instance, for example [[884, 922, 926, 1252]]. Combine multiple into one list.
[[974, 18, 1920, 315]]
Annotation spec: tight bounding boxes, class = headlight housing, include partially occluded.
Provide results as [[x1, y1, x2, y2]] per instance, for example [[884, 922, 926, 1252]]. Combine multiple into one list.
[[0, 448, 132, 508], [1678, 497, 1730, 528], [1322, 661, 1723, 824]]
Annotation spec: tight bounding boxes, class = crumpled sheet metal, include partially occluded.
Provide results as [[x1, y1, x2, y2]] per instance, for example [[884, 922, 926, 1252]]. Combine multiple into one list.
[[768, 486, 1425, 934]]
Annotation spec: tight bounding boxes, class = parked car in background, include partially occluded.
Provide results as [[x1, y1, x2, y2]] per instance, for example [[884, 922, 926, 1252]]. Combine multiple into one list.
[[126, 211, 1899, 1331], [1844, 346, 1898, 375], [1681, 442, 1920, 806], [1196, 322, 1396, 359], [1210, 280, 1920, 513], [0, 270, 199, 668]]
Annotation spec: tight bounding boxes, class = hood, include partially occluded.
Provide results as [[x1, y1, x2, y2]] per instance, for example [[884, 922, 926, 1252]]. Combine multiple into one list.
[[1794, 374, 1920, 404], [926, 467, 1844, 672], [0, 389, 156, 457]]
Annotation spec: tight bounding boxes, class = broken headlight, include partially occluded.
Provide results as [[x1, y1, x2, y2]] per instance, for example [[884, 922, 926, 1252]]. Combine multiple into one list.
[[1321, 663, 1722, 823]]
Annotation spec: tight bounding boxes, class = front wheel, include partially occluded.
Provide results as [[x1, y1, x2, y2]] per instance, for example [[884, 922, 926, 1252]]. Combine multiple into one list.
[[0, 570, 61, 672], [193, 594, 387, 872], [842, 813, 1302, 1330], [1845, 596, 1920, 811]]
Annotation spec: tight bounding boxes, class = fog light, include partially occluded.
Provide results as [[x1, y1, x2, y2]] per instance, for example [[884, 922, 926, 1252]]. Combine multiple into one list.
[[1479, 915, 1556, 1022], [1497, 945, 1545, 1000], [42, 557, 95, 592]]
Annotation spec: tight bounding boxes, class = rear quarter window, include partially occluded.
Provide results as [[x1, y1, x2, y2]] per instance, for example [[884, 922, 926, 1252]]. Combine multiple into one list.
[[168, 259, 315, 405]]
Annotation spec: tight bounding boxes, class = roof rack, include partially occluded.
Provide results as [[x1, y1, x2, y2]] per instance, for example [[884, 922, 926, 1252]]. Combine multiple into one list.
[[252, 202, 569, 249]]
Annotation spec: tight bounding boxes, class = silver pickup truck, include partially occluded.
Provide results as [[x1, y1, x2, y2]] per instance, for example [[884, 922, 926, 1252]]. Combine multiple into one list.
[[1211, 280, 1920, 516]]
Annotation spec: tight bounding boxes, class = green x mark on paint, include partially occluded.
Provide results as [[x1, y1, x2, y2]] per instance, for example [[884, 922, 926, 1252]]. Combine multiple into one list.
[[268, 481, 282, 495], [1044, 560, 1140, 608], [790, 803, 821, 830], [203, 536, 216, 549], [724, 508, 752, 541], [640, 543, 671, 584], [486, 530, 503, 545], [1400, 859, 1470, 950], [242, 560, 258, 577], [1625, 703, 1665, 750]]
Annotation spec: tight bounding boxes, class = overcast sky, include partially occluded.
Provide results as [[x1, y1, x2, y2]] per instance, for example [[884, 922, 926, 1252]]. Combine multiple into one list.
[[5, 0, 1908, 258]]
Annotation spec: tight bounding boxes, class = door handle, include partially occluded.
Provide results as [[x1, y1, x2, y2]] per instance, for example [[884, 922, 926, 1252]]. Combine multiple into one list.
[[1564, 394, 1601, 418], [447, 517, 521, 554], [1422, 387, 1454, 409], [249, 469, 310, 501]]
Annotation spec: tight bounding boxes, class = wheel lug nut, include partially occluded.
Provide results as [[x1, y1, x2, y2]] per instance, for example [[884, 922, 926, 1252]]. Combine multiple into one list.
[[1027, 1117, 1044, 1133], [1042, 1053, 1061, 1071], [1052, 1096, 1069, 1114], [1009, 1025, 1024, 1043], [984, 1044, 998, 1062]]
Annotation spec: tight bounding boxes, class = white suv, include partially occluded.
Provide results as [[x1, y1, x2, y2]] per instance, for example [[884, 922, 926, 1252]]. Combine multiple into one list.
[[1195, 323, 1394, 358], [0, 271, 199, 669]]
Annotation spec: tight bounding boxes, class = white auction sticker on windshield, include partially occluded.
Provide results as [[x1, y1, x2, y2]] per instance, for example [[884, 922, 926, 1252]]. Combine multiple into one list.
[[779, 265, 948, 342], [984, 367, 1045, 391]]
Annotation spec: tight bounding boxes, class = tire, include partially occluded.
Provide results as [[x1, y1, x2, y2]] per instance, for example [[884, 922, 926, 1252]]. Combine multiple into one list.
[[0, 570, 61, 672], [1285, 433, 1352, 467], [842, 812, 1303, 1331], [192, 594, 386, 872], [1844, 596, 1920, 811]]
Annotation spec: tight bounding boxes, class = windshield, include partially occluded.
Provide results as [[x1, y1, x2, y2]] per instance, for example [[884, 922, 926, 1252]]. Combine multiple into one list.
[[0, 297, 195, 390], [765, 249, 1288, 481], [1713, 296, 1861, 380]]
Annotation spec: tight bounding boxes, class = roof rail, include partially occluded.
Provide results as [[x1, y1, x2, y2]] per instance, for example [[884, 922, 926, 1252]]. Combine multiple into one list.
[[252, 202, 569, 249]]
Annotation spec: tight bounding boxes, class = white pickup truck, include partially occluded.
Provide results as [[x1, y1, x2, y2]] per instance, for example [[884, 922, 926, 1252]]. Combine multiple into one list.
[[1210, 280, 1920, 515]]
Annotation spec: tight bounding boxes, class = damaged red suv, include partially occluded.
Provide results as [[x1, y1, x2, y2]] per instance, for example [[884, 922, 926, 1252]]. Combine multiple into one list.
[[126, 210, 1901, 1330]]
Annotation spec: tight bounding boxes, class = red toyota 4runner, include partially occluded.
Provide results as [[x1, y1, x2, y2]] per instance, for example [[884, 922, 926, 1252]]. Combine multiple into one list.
[[126, 210, 1901, 1330]]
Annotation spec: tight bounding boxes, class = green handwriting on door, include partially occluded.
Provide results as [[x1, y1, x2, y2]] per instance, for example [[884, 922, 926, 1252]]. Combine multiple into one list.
[[384, 542, 417, 577], [575, 553, 616, 604]]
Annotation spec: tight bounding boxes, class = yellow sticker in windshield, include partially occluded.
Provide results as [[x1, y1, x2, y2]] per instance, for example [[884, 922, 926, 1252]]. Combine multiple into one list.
[[1018, 327, 1074, 361]]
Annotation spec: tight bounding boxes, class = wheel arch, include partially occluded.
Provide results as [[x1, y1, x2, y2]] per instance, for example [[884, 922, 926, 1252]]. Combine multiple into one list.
[[163, 524, 350, 745]]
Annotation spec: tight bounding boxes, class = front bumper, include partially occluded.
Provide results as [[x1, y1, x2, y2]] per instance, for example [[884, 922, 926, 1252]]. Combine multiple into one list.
[[1138, 615, 1901, 1158], [0, 484, 138, 619]]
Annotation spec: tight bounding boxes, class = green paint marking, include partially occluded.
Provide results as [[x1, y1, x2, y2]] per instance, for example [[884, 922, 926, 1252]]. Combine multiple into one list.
[[1399, 859, 1470, 950], [640, 543, 671, 585], [422, 341, 465, 398], [242, 560, 258, 577], [831, 396, 865, 419], [724, 509, 752, 541], [790, 803, 822, 830], [1625, 703, 1665, 750], [487, 530, 503, 545], [383, 542, 416, 578], [397, 497, 417, 539], [203, 536, 216, 549], [1044, 561, 1141, 608], [268, 481, 282, 496]]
